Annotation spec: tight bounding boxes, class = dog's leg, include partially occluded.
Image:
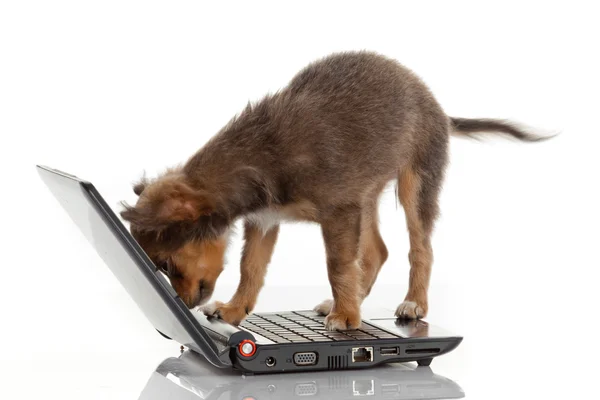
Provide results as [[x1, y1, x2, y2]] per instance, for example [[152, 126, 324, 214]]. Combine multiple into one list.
[[320, 206, 363, 330], [314, 210, 388, 316], [395, 162, 444, 319], [360, 217, 389, 299], [202, 221, 279, 325]]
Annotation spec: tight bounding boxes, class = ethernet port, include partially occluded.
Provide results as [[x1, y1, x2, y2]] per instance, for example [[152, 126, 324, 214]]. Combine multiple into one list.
[[353, 379, 375, 396], [351, 347, 374, 363]]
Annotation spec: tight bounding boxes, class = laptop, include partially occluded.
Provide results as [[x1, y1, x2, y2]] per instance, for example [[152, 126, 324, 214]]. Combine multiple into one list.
[[37, 165, 463, 374], [138, 350, 465, 399]]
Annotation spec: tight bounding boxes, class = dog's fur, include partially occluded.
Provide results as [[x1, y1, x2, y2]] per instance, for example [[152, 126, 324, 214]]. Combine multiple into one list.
[[120, 51, 549, 330]]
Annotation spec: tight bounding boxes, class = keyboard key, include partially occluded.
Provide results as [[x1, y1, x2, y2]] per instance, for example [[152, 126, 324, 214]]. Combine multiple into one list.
[[375, 334, 398, 339], [344, 330, 363, 335], [328, 336, 353, 341], [351, 335, 376, 340]]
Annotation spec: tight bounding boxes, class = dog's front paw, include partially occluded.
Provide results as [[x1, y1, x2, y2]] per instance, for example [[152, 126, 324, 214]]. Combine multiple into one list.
[[200, 301, 248, 325], [313, 299, 334, 316], [395, 300, 427, 320], [324, 310, 361, 331]]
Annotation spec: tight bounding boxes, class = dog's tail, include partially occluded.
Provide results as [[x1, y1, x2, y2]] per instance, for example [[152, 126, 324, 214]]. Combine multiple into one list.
[[449, 117, 555, 142]]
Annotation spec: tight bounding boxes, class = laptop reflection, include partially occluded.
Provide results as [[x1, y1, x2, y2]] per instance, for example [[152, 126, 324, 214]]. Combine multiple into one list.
[[138, 350, 464, 400]]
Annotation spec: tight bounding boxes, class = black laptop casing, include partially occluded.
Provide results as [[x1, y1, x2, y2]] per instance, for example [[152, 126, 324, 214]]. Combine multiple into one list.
[[37, 165, 462, 374]]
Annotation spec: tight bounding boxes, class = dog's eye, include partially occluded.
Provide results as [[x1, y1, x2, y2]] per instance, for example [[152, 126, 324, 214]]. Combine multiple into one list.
[[170, 265, 183, 279], [157, 261, 169, 274], [159, 259, 184, 280]]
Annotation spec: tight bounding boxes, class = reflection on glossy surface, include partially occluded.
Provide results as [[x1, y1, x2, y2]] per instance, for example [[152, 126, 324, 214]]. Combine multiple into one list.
[[138, 350, 464, 400]]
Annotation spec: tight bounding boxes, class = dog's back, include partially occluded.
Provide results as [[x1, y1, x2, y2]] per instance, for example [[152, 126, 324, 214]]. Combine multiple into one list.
[[198, 51, 449, 206]]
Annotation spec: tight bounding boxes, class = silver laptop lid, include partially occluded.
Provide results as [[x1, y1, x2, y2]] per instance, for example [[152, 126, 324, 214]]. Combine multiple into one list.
[[36, 165, 233, 368]]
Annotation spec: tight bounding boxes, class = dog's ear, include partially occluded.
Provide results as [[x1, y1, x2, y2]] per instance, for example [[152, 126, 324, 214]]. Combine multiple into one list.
[[121, 178, 215, 232], [132, 178, 147, 196]]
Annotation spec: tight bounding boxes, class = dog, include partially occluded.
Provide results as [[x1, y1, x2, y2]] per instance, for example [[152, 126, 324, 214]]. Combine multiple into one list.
[[120, 50, 549, 331]]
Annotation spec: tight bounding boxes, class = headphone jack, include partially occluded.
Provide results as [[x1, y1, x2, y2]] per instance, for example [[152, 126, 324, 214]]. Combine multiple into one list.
[[265, 357, 276, 367]]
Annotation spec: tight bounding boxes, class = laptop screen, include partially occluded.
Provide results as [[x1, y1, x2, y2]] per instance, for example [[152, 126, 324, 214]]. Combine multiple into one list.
[[37, 166, 227, 366]]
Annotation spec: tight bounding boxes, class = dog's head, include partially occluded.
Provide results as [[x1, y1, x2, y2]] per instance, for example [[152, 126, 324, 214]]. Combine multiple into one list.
[[120, 171, 230, 308]]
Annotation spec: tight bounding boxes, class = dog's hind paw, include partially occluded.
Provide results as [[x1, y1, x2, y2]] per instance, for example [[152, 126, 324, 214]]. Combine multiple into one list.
[[395, 300, 427, 320], [313, 299, 334, 316]]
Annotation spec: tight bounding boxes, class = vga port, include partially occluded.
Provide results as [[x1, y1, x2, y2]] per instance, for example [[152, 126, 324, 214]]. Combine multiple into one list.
[[295, 382, 318, 396], [293, 352, 318, 366]]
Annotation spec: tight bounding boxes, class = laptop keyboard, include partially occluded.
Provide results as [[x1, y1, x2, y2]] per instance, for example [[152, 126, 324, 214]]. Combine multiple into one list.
[[239, 311, 400, 343]]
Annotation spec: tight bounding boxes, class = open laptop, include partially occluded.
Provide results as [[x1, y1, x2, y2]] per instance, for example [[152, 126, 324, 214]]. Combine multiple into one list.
[[138, 350, 465, 399], [37, 165, 463, 374]]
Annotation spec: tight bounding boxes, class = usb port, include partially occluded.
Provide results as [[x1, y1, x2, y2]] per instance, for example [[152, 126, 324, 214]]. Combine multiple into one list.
[[380, 346, 399, 356], [381, 383, 400, 394]]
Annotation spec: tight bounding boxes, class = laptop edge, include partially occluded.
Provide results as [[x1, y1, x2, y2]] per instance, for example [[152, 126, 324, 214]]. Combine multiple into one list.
[[36, 165, 462, 374]]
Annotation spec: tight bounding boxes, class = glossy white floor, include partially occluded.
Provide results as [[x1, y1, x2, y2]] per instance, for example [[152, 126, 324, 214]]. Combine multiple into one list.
[[3, 278, 599, 399]]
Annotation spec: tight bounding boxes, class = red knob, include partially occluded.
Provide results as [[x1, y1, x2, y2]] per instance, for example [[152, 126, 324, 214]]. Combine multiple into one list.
[[238, 339, 256, 357]]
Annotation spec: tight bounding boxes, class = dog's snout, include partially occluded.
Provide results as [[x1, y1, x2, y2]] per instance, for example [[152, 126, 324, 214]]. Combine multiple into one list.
[[196, 279, 213, 305], [198, 279, 206, 298]]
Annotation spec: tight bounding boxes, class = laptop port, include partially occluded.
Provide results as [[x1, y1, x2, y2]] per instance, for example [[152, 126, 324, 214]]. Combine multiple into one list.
[[381, 384, 400, 394], [265, 356, 276, 367], [351, 347, 374, 363], [295, 382, 318, 396], [405, 347, 440, 355], [294, 352, 318, 366], [380, 346, 399, 356], [352, 379, 375, 396]]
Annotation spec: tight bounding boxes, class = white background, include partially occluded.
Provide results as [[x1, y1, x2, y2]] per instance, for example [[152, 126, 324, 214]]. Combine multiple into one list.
[[1, 1, 599, 398]]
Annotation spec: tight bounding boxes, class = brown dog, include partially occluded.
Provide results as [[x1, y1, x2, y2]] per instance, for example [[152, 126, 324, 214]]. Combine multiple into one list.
[[120, 51, 548, 331]]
